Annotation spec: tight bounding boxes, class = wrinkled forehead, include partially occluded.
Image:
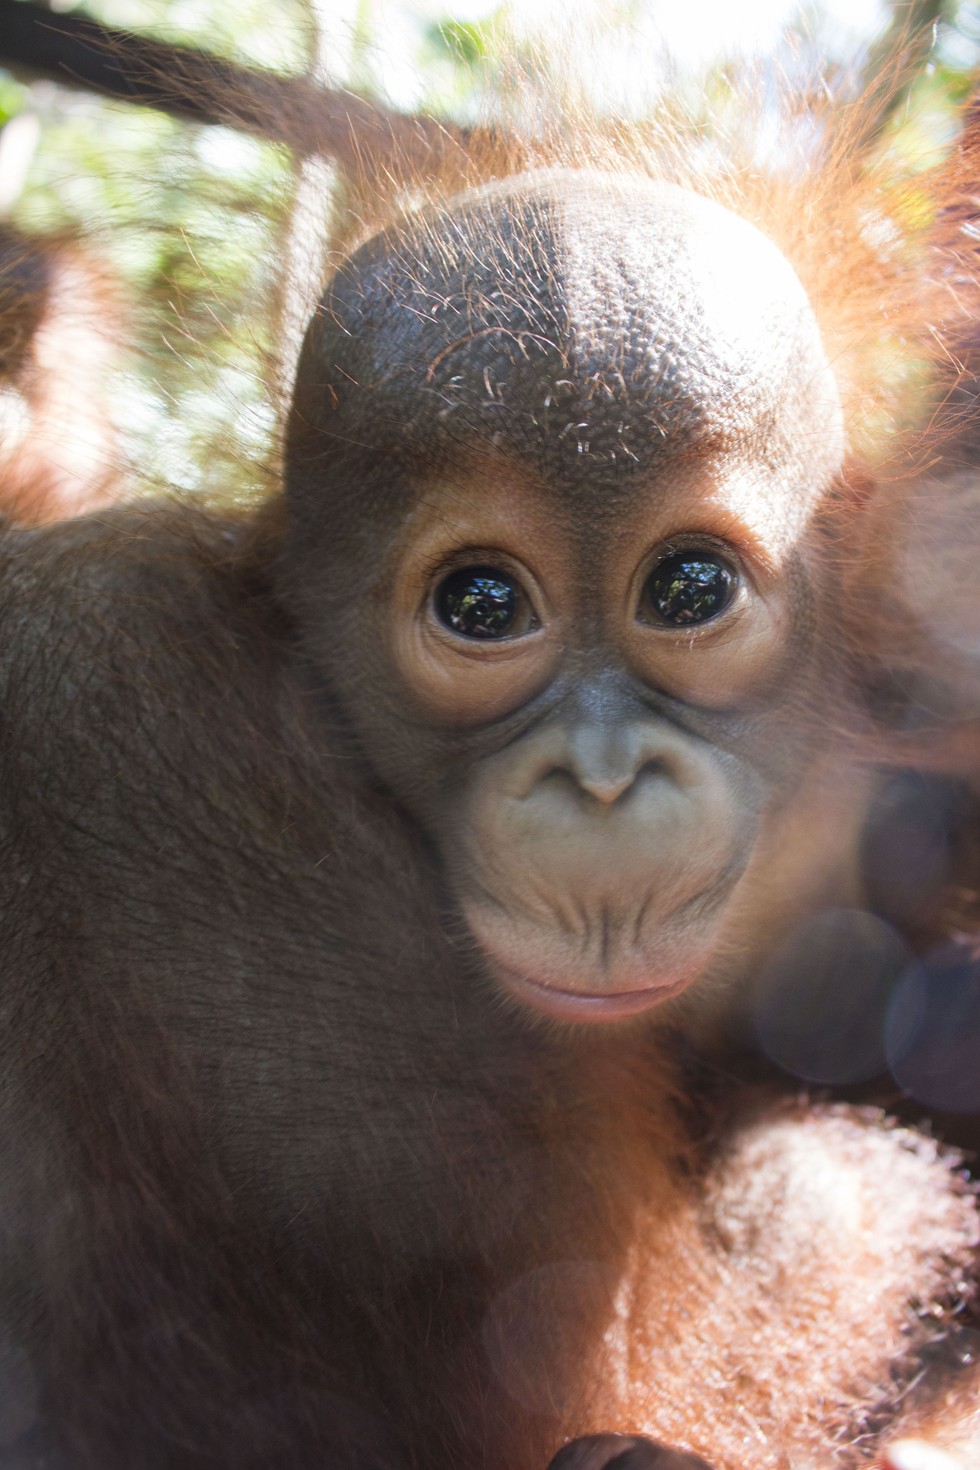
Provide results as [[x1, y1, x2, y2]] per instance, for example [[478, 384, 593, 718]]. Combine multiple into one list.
[[318, 172, 843, 492]]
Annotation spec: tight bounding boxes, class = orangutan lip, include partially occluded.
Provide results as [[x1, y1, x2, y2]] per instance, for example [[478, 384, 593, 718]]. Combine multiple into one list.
[[495, 965, 688, 1023]]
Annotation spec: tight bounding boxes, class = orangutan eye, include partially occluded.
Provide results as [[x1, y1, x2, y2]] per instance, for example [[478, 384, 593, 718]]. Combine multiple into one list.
[[642, 550, 737, 627], [434, 566, 534, 640]]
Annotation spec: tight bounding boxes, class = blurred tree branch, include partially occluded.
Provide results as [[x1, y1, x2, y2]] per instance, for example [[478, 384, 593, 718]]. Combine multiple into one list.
[[0, 0, 472, 175]]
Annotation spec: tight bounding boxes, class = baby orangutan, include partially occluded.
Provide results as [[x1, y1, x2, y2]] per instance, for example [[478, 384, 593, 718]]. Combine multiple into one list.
[[0, 142, 978, 1468]]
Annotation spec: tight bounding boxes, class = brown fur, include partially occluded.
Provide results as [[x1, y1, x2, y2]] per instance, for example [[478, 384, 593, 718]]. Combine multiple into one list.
[[0, 53, 979, 1470]]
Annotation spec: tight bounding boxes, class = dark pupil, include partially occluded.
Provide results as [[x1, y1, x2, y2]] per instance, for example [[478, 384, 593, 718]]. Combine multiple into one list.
[[436, 567, 520, 639], [646, 553, 735, 626]]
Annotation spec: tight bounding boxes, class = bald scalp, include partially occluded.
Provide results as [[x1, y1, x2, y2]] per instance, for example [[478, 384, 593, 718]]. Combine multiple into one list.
[[288, 171, 844, 516]]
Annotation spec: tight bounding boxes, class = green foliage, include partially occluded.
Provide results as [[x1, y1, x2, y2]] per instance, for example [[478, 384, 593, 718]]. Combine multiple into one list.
[[428, 17, 493, 69], [0, 73, 27, 128], [13, 95, 292, 497]]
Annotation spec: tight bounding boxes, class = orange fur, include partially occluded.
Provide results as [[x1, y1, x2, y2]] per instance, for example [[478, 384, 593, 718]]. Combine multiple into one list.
[[1, 44, 979, 1470]]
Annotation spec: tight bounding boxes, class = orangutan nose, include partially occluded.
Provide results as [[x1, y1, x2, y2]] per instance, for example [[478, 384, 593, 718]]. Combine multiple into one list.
[[562, 724, 663, 805]]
